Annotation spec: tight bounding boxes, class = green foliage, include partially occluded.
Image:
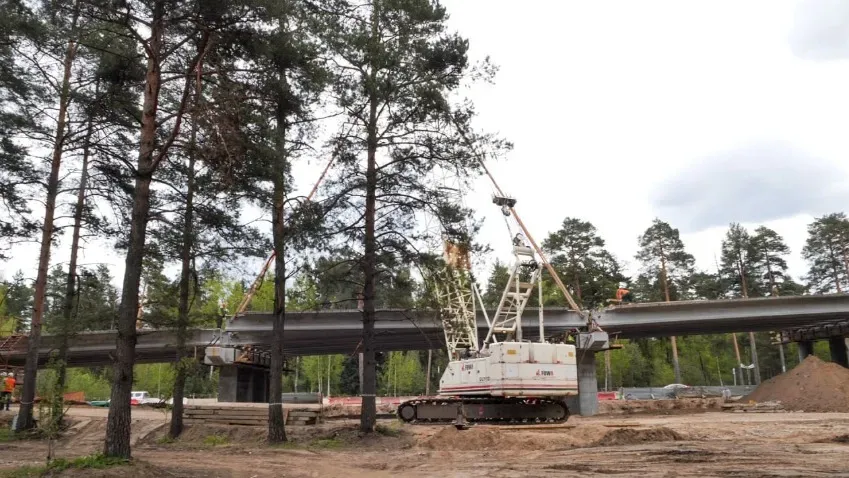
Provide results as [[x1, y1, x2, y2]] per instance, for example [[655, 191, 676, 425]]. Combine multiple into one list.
[[802, 213, 849, 293], [202, 434, 229, 446], [309, 438, 342, 449], [0, 272, 32, 332], [634, 219, 695, 301], [381, 351, 425, 396], [482, 260, 509, 308], [44, 264, 119, 333], [543, 217, 626, 308], [299, 355, 345, 395]]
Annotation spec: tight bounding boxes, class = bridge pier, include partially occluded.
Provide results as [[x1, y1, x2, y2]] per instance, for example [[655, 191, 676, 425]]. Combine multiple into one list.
[[575, 351, 598, 416], [565, 331, 610, 417], [798, 340, 814, 363], [829, 337, 849, 368], [217, 364, 270, 403]]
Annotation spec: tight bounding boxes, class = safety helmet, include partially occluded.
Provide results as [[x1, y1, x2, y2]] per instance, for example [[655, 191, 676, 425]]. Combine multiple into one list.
[[619, 282, 627, 289]]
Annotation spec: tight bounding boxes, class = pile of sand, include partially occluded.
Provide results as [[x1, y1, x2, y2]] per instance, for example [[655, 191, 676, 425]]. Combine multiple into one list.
[[745, 355, 849, 412], [592, 427, 683, 447]]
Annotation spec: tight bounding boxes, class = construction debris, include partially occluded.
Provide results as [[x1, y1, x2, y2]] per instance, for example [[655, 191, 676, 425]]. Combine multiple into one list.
[[745, 355, 849, 412], [592, 427, 683, 447], [722, 401, 785, 413]]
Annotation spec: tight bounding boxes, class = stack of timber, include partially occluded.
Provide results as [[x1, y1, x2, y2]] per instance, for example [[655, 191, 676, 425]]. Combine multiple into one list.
[[722, 401, 785, 413], [287, 410, 320, 426], [183, 405, 322, 426]]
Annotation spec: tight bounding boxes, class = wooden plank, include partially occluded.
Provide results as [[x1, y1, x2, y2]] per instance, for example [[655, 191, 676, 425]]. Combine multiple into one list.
[[184, 410, 216, 417], [287, 411, 319, 418], [204, 419, 267, 426], [211, 409, 269, 417]]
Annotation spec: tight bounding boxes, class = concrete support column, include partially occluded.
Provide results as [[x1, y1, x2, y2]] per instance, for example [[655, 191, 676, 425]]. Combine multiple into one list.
[[217, 365, 270, 403], [798, 340, 814, 363], [575, 352, 598, 416], [829, 337, 849, 368], [217, 365, 237, 402]]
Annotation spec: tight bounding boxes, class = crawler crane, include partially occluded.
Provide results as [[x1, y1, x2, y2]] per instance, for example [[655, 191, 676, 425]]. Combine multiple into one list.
[[397, 196, 581, 425]]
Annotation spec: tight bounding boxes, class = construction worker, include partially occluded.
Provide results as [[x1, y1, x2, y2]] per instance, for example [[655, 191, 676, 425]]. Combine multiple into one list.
[[616, 282, 633, 304], [0, 372, 12, 411]]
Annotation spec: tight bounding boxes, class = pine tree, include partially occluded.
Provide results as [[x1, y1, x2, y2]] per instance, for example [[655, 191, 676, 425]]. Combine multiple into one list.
[[482, 260, 509, 308], [720, 223, 764, 298], [0, 0, 41, 257], [1, 272, 33, 332], [750, 226, 802, 295], [322, 0, 505, 432], [76, 0, 219, 459], [543, 218, 626, 309], [802, 213, 849, 293], [719, 223, 763, 384], [635, 219, 695, 384]]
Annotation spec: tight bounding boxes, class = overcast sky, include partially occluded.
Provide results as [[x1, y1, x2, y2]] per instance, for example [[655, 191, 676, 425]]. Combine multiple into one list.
[[3, 0, 849, 289]]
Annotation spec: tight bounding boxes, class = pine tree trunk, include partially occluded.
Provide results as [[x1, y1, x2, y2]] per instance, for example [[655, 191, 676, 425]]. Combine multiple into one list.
[[267, 10, 290, 439], [359, 1, 380, 435], [659, 241, 682, 384], [748, 331, 761, 384], [104, 1, 165, 457], [17, 4, 80, 432], [169, 107, 197, 439], [52, 88, 95, 428], [736, 255, 761, 383]]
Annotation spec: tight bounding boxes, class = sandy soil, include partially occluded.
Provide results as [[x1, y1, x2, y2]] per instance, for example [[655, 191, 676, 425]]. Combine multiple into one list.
[[1, 407, 849, 477]]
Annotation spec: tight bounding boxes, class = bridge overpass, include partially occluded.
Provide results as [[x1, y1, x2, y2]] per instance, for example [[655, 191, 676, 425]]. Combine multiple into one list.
[[3, 294, 849, 368]]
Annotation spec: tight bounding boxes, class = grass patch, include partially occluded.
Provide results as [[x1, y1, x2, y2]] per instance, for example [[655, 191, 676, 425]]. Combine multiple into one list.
[[2, 454, 129, 478], [202, 434, 229, 446], [309, 438, 342, 449], [375, 424, 402, 437], [0, 428, 18, 443], [270, 440, 301, 449], [156, 435, 176, 445]]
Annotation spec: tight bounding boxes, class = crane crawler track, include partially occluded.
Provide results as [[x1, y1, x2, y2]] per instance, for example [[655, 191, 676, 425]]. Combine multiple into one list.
[[397, 397, 569, 425]]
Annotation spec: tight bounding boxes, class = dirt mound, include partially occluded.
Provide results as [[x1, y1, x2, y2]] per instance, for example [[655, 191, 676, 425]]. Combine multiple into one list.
[[745, 355, 849, 412], [141, 423, 266, 446], [592, 427, 683, 447], [599, 398, 724, 415], [53, 461, 202, 477], [420, 426, 507, 451]]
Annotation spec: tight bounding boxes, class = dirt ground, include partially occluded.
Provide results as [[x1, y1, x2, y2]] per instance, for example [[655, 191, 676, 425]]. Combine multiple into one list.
[[1, 406, 849, 477]]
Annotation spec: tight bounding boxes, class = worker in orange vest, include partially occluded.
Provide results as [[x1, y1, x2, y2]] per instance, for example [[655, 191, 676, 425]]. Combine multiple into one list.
[[615, 282, 633, 304], [2, 372, 15, 411]]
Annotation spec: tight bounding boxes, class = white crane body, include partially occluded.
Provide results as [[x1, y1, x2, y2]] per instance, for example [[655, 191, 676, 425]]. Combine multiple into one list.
[[398, 225, 581, 425]]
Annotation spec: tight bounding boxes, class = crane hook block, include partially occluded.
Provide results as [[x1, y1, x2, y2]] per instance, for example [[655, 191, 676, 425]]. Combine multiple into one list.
[[492, 195, 517, 208]]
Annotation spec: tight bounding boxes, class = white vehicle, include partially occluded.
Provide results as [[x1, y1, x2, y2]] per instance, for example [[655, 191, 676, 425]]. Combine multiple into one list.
[[130, 391, 159, 405]]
